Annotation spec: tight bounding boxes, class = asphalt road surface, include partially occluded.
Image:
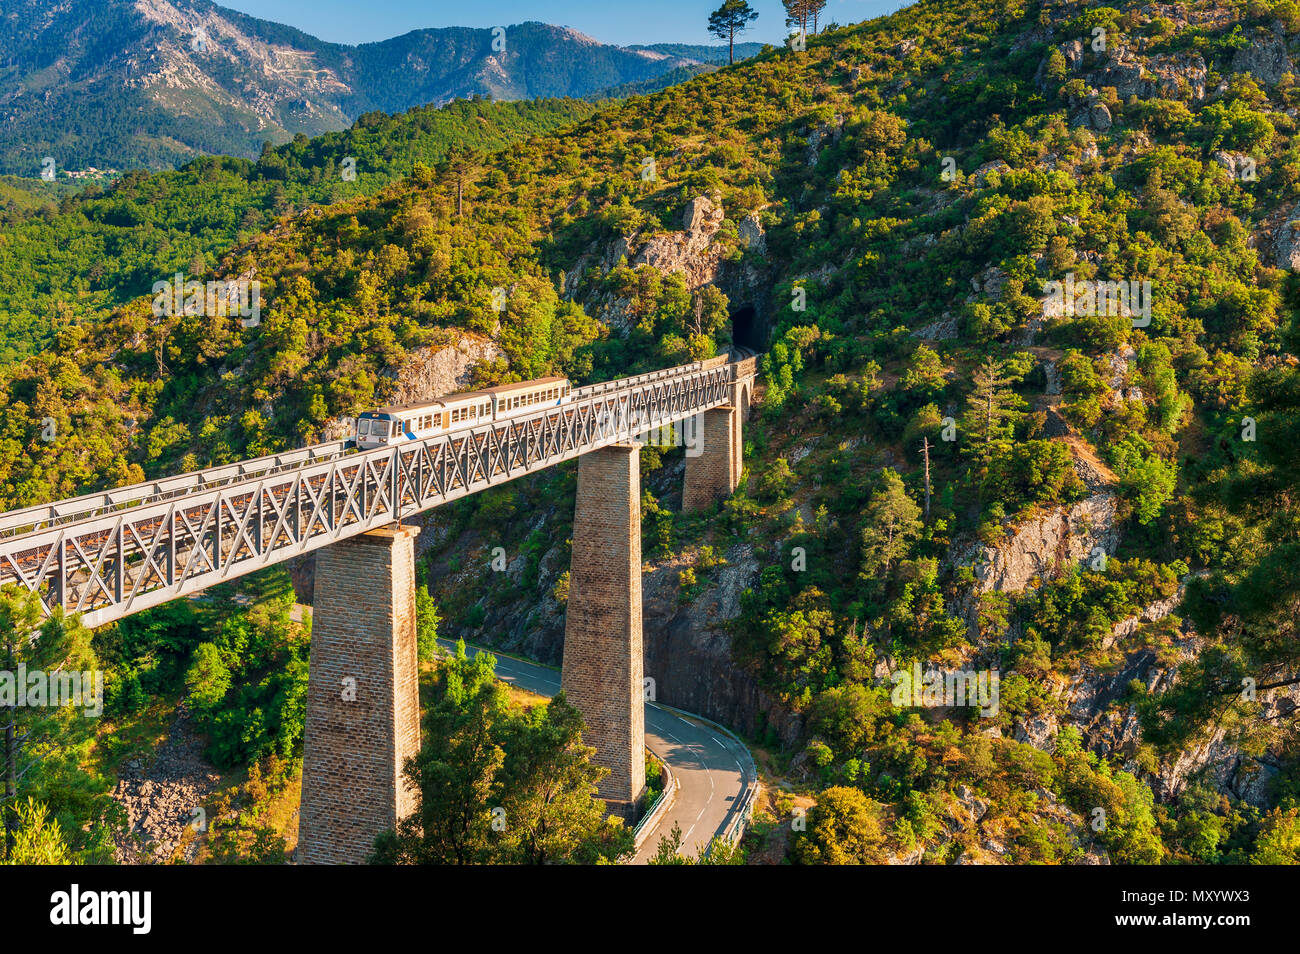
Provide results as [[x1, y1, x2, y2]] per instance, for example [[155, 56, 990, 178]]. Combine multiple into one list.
[[437, 639, 754, 863]]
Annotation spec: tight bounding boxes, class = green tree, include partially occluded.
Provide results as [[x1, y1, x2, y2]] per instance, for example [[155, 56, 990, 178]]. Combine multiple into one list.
[[708, 0, 760, 64], [1, 585, 94, 860], [415, 585, 442, 662], [495, 692, 631, 863], [442, 145, 479, 218], [184, 643, 231, 711], [371, 644, 627, 864], [1, 798, 74, 865], [859, 469, 922, 578], [794, 786, 886, 864], [963, 357, 1024, 460]]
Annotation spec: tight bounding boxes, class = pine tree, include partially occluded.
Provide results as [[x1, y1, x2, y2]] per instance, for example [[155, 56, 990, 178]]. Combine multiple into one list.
[[859, 469, 922, 578], [442, 145, 478, 218], [708, 0, 759, 64], [963, 357, 1024, 458]]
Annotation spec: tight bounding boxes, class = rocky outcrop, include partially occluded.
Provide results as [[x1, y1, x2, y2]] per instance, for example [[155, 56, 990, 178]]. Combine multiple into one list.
[[384, 334, 502, 407], [1273, 203, 1300, 269], [642, 544, 802, 747], [1232, 34, 1293, 86], [1214, 150, 1255, 181], [913, 313, 958, 340], [1087, 50, 1208, 101], [804, 116, 845, 166], [737, 212, 767, 255], [967, 265, 1007, 302], [958, 493, 1121, 597], [629, 195, 727, 289], [315, 333, 502, 444], [1071, 100, 1112, 132]]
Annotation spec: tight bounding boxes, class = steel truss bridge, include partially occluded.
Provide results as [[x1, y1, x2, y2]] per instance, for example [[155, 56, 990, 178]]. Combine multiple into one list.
[[0, 356, 756, 628]]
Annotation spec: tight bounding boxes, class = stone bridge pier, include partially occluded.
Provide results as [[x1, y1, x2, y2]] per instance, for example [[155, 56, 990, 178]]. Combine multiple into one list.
[[298, 524, 421, 864], [561, 444, 646, 819], [562, 367, 754, 819], [683, 374, 751, 512]]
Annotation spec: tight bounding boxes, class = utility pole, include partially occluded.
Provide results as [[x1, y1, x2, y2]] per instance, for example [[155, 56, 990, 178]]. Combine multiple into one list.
[[921, 435, 932, 521]]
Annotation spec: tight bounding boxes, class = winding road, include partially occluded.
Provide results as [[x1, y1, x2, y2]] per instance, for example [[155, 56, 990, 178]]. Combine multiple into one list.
[[438, 639, 756, 863]]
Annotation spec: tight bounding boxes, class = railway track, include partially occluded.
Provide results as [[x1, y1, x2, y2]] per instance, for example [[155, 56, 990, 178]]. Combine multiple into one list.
[[0, 356, 756, 627]]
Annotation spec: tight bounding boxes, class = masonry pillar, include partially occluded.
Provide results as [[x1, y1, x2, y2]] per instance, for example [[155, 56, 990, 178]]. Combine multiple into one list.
[[561, 444, 645, 819], [682, 405, 739, 512], [298, 524, 421, 864]]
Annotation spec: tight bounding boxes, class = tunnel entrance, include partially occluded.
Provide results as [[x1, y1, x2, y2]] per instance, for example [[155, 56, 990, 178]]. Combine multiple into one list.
[[729, 304, 761, 351]]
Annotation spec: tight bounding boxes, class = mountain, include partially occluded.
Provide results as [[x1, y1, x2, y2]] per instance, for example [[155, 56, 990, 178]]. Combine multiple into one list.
[[0, 0, 747, 175], [629, 42, 766, 63], [3, 0, 1299, 866]]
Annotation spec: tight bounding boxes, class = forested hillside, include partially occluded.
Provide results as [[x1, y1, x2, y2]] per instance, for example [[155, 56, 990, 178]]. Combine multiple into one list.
[[0, 96, 594, 364], [3, 0, 1299, 864]]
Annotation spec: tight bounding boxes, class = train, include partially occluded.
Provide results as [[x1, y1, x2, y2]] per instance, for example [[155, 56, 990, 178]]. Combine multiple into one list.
[[354, 376, 573, 449], [351, 351, 749, 451]]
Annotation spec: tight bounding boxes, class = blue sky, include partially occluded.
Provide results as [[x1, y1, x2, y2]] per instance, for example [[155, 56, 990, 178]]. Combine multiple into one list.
[[221, 0, 910, 48]]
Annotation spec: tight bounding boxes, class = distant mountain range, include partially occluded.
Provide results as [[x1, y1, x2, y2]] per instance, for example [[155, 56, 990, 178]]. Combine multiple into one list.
[[0, 0, 763, 174]]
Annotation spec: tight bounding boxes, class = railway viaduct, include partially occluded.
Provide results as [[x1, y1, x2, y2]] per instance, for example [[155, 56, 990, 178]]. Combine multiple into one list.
[[0, 353, 757, 863]]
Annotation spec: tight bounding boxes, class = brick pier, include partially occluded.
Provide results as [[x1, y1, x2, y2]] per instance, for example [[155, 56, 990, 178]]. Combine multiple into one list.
[[683, 404, 739, 511], [298, 524, 421, 864], [561, 444, 645, 819]]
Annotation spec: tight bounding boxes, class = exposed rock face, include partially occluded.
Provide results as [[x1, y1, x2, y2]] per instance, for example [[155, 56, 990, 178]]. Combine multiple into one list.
[[641, 544, 802, 747], [1071, 101, 1112, 132], [804, 116, 845, 166], [737, 212, 767, 254], [959, 493, 1121, 597], [315, 333, 502, 444], [913, 313, 958, 340], [1213, 150, 1255, 181], [628, 194, 728, 290], [1274, 203, 1300, 269], [1088, 51, 1208, 101], [385, 334, 502, 406], [1059, 39, 1085, 72], [966, 265, 1008, 303], [1232, 34, 1293, 86]]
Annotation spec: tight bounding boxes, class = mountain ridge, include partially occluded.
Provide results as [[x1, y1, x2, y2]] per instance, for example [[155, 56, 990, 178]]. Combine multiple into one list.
[[0, 0, 759, 174]]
